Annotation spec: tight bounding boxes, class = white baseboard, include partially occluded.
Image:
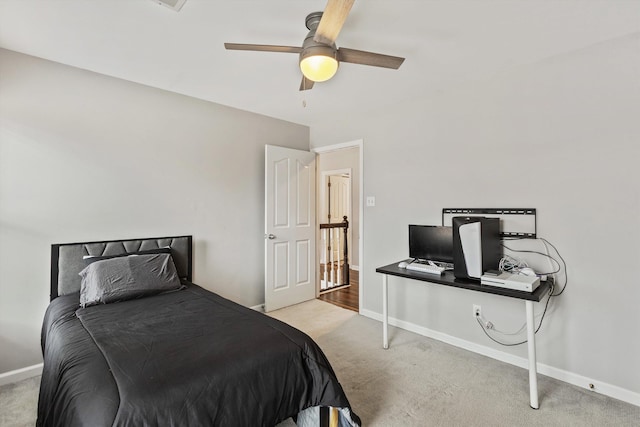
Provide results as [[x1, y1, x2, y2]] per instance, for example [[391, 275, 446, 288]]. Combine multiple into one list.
[[360, 309, 640, 407], [351, 265, 359, 271], [250, 304, 265, 312], [0, 363, 43, 386]]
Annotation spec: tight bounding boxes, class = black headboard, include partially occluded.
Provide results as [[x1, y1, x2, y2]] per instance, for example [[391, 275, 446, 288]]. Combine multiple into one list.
[[50, 235, 192, 301]]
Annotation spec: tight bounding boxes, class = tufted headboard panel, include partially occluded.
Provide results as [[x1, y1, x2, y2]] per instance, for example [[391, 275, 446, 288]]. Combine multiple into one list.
[[50, 235, 192, 301]]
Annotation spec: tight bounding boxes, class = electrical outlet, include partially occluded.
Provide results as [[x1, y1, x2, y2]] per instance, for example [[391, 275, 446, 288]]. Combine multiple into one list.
[[473, 304, 481, 318]]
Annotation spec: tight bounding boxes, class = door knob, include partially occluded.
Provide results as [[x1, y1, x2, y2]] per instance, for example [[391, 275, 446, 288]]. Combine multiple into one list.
[[266, 234, 276, 240]]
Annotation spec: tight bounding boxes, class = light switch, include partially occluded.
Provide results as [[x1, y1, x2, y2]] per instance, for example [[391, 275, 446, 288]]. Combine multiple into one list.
[[366, 196, 376, 207]]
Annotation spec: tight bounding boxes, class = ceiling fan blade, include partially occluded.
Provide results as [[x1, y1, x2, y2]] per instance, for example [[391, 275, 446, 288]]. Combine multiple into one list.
[[337, 47, 405, 69], [224, 43, 302, 54], [299, 76, 315, 91], [314, 0, 355, 45]]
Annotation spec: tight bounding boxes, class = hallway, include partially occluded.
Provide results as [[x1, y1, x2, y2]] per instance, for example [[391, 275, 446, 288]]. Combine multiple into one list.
[[318, 269, 358, 312]]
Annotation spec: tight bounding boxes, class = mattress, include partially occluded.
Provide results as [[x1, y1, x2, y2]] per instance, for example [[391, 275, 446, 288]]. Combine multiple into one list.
[[37, 282, 360, 426]]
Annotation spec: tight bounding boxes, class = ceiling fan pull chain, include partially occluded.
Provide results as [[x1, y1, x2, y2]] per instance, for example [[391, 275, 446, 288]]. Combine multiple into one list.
[[302, 79, 307, 107]]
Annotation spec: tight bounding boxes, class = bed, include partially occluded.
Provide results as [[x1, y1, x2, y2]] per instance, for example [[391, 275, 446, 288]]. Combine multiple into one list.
[[38, 235, 360, 427]]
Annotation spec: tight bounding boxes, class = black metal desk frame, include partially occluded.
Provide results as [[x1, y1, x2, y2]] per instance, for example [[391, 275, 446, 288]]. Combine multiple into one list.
[[376, 261, 552, 409]]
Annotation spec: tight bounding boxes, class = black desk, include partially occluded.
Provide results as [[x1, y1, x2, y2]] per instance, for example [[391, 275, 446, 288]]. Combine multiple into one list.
[[376, 260, 552, 409]]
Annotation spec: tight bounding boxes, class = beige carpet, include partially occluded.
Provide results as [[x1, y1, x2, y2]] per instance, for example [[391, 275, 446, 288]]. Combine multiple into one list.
[[0, 375, 39, 427], [2, 299, 639, 426], [271, 299, 639, 426]]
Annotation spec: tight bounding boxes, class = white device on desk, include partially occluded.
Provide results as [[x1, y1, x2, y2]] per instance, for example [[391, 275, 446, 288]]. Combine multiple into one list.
[[452, 217, 501, 280], [481, 271, 540, 292], [404, 261, 444, 275]]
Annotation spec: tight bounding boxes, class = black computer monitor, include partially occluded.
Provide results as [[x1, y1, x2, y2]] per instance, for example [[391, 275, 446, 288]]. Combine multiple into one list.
[[408, 225, 454, 264]]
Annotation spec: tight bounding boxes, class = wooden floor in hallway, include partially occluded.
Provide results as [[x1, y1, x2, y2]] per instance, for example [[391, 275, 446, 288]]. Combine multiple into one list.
[[318, 269, 358, 312]]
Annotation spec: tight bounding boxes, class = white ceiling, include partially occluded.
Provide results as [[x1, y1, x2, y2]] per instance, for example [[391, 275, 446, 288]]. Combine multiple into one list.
[[1, 0, 638, 127]]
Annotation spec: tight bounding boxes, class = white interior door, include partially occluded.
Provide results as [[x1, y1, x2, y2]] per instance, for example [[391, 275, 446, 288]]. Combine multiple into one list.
[[264, 145, 316, 312], [328, 174, 350, 260], [329, 175, 350, 224]]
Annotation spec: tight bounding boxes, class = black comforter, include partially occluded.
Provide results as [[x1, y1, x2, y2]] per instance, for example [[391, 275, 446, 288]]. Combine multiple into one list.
[[38, 283, 360, 426]]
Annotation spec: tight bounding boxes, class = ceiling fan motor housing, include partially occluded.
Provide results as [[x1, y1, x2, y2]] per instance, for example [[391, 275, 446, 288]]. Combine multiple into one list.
[[300, 12, 339, 82], [301, 11, 337, 57]]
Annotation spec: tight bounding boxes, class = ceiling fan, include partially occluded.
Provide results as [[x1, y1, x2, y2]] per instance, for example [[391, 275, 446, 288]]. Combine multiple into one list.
[[224, 0, 405, 91]]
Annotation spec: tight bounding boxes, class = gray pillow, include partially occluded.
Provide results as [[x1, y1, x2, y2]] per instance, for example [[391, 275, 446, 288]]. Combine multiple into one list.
[[79, 253, 183, 308], [82, 247, 172, 266]]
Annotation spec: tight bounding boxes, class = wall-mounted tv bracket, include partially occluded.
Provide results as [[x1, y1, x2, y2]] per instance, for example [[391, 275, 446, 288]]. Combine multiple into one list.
[[442, 208, 536, 238]]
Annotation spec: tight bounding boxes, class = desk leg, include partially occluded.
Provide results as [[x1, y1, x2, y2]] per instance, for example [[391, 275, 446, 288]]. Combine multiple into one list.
[[382, 274, 388, 349], [526, 300, 539, 409]]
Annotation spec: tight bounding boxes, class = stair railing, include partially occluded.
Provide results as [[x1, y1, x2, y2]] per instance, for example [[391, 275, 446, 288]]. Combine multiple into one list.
[[319, 216, 349, 290]]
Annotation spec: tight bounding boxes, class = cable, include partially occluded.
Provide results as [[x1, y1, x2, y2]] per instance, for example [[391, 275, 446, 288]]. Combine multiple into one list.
[[539, 238, 556, 278], [504, 237, 567, 294], [500, 242, 561, 275], [498, 254, 528, 273], [490, 315, 530, 336], [476, 236, 566, 345], [503, 236, 568, 296], [475, 283, 554, 346], [538, 237, 568, 296]]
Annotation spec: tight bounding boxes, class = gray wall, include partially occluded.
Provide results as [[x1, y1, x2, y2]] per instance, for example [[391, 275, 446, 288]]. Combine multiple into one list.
[[0, 49, 309, 373], [311, 34, 640, 398]]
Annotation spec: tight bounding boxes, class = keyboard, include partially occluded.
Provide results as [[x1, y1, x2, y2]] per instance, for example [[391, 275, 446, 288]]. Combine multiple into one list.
[[405, 263, 445, 275]]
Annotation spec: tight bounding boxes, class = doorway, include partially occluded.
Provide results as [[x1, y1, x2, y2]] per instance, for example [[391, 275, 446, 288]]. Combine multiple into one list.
[[318, 169, 351, 293], [313, 141, 362, 312]]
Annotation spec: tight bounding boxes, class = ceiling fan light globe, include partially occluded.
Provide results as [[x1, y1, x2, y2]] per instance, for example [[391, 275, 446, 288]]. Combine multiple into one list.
[[300, 54, 338, 82]]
